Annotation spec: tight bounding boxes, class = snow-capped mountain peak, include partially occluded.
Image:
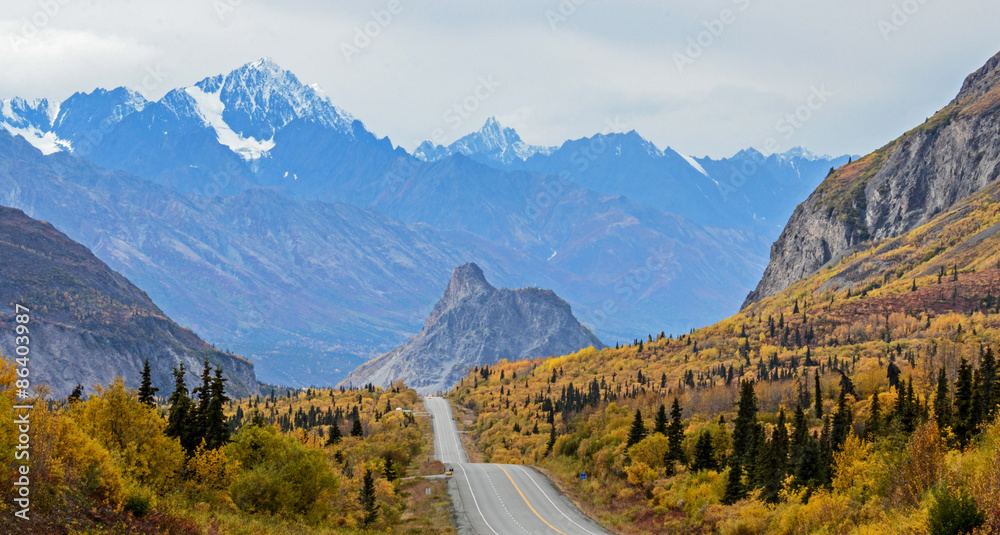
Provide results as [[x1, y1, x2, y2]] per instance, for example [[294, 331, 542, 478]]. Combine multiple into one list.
[[192, 58, 355, 142], [414, 116, 553, 164], [778, 146, 832, 162], [0, 97, 71, 155]]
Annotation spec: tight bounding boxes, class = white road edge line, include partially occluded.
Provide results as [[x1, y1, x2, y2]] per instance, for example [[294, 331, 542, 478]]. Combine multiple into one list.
[[456, 464, 502, 535], [513, 465, 605, 535]]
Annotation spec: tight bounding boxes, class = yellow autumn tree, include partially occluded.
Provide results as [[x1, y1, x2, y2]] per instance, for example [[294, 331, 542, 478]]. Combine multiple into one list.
[[69, 377, 184, 491]]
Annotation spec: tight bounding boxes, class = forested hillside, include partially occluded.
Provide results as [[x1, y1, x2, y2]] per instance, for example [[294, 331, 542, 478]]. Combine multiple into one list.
[[449, 177, 1000, 534], [0, 357, 447, 534]]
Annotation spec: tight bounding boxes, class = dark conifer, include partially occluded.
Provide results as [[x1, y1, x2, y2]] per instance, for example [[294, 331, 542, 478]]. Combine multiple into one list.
[[934, 367, 952, 433], [166, 364, 197, 453], [137, 358, 158, 407], [654, 403, 668, 435], [204, 368, 230, 449], [732, 380, 759, 464], [360, 469, 379, 526], [722, 463, 745, 505], [626, 409, 647, 449], [955, 357, 975, 446], [666, 397, 686, 465], [690, 430, 718, 472], [814, 369, 823, 419], [867, 392, 882, 439]]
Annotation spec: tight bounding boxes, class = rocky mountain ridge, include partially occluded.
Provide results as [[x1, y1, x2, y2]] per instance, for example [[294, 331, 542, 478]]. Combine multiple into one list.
[[342, 263, 603, 394], [0, 205, 258, 398], [745, 49, 1000, 307]]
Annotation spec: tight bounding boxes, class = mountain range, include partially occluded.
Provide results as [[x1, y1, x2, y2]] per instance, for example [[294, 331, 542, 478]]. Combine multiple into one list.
[[0, 58, 848, 387]]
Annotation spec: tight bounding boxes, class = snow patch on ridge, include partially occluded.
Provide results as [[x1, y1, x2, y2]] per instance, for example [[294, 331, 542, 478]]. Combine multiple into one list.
[[680, 152, 709, 177], [184, 86, 275, 160], [2, 124, 72, 155]]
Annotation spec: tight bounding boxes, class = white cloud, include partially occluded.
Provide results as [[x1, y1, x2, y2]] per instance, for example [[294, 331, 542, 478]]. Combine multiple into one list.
[[0, 0, 998, 158]]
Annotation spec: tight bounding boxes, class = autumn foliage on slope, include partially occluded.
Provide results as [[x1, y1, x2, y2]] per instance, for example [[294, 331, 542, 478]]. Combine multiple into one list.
[[449, 182, 1000, 534], [0, 357, 441, 535]]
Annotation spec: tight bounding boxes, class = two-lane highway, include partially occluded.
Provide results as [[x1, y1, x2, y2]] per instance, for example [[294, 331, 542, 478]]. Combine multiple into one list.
[[424, 396, 612, 535]]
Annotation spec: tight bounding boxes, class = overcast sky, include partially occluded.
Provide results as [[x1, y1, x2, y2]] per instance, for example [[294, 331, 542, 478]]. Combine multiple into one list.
[[1, 0, 998, 158]]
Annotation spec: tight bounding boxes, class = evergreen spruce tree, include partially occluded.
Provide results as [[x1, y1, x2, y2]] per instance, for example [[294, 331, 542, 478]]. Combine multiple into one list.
[[970, 369, 983, 432], [166, 364, 197, 453], [326, 421, 343, 445], [627, 409, 647, 449], [866, 392, 882, 439], [690, 430, 718, 472], [351, 417, 364, 438], [360, 469, 379, 526], [192, 358, 213, 443], [137, 358, 158, 407], [954, 358, 975, 446], [547, 423, 557, 456], [814, 369, 823, 419], [722, 462, 746, 505], [654, 403, 668, 435], [934, 367, 952, 433], [756, 409, 789, 503], [980, 346, 997, 419], [68, 384, 84, 403], [830, 388, 852, 451], [204, 368, 230, 449], [666, 397, 686, 465], [732, 380, 760, 464], [790, 404, 809, 466]]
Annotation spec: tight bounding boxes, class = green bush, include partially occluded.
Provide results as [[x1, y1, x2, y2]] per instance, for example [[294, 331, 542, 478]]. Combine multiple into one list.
[[124, 492, 152, 517], [927, 486, 985, 535], [226, 423, 339, 520]]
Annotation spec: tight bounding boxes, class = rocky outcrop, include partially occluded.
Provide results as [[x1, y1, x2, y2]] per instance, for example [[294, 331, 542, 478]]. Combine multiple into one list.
[[342, 263, 604, 394], [0, 206, 259, 398], [745, 50, 1000, 307]]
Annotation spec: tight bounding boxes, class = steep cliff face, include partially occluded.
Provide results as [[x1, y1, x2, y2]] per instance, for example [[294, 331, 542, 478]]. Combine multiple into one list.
[[342, 263, 604, 394], [745, 50, 1000, 307], [0, 206, 259, 398]]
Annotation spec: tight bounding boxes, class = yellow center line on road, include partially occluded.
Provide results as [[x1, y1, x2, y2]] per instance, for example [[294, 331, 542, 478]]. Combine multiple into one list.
[[498, 465, 567, 535]]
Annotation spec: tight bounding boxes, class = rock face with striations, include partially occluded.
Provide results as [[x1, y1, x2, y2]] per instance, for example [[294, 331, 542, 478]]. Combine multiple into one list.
[[342, 263, 604, 394], [744, 50, 1000, 307], [0, 206, 259, 398]]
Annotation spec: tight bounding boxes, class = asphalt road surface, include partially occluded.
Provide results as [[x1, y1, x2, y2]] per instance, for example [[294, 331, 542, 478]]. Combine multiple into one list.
[[424, 396, 613, 535]]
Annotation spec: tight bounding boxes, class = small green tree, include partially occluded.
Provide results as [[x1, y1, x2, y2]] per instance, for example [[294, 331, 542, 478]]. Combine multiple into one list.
[[654, 403, 668, 435], [326, 421, 342, 445], [626, 409, 647, 449], [351, 417, 364, 438], [166, 364, 197, 453], [360, 469, 379, 527], [722, 462, 745, 505], [137, 358, 158, 407], [814, 369, 823, 419], [666, 397, 686, 465], [732, 380, 759, 464], [927, 486, 985, 535], [690, 430, 718, 472], [204, 368, 230, 449]]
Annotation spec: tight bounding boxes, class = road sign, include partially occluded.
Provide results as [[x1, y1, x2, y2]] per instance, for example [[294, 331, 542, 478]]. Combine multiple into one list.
[[580, 473, 587, 480]]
